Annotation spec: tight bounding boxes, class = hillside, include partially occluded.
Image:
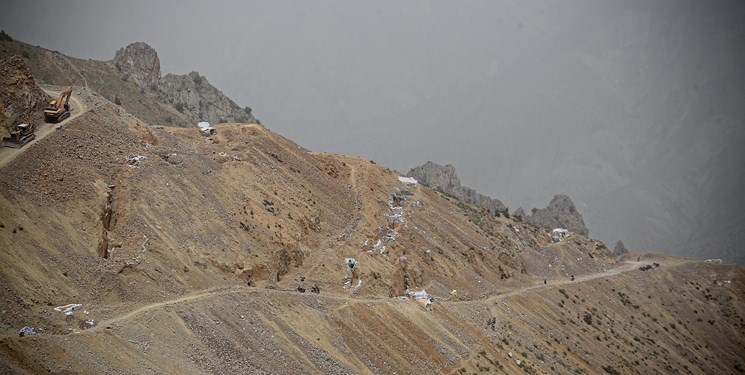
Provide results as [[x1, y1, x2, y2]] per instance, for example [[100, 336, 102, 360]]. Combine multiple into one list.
[[0, 37, 257, 127], [0, 89, 743, 373], [197, 2, 745, 265]]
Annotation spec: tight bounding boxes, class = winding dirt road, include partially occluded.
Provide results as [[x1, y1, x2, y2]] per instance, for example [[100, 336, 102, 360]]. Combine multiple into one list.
[[78, 257, 690, 336]]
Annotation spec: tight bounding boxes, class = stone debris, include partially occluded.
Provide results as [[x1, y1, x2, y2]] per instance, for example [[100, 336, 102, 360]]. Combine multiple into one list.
[[397, 176, 418, 186], [126, 154, 146, 165], [19, 326, 42, 337], [551, 228, 569, 243], [343, 258, 359, 289], [198, 121, 215, 136], [54, 303, 83, 316]]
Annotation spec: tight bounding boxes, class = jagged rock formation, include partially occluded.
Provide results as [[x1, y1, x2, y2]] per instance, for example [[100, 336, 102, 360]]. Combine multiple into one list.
[[408, 161, 506, 213], [159, 72, 256, 125], [111, 42, 257, 125], [112, 42, 161, 90], [613, 240, 629, 256], [526, 194, 589, 236], [512, 207, 526, 220], [0, 56, 48, 134]]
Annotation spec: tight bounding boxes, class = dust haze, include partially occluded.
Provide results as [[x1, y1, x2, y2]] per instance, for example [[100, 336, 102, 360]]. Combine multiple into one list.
[[2, 0, 744, 262]]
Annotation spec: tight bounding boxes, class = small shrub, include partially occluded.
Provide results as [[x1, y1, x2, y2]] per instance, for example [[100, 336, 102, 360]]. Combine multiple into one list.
[[114, 96, 121, 106], [602, 365, 621, 375], [0, 30, 12, 41], [175, 103, 184, 113], [583, 312, 593, 325], [22, 50, 30, 58]]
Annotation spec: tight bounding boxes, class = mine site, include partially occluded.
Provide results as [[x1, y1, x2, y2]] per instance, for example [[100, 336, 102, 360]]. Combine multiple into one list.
[[1, 2, 744, 374]]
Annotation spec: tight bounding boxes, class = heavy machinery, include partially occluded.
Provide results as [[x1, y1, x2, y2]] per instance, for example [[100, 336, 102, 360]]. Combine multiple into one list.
[[44, 88, 72, 123], [2, 123, 35, 148]]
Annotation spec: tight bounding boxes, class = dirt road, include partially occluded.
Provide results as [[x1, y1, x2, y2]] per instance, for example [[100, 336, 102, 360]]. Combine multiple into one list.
[[452, 257, 692, 306], [75, 257, 690, 336], [0, 87, 86, 169]]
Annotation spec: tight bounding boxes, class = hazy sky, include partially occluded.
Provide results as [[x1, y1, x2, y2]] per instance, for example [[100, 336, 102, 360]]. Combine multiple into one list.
[[2, 1, 745, 262]]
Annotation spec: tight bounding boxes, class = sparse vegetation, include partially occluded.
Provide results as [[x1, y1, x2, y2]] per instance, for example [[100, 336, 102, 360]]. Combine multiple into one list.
[[602, 365, 621, 375], [0, 30, 12, 41], [583, 312, 593, 325]]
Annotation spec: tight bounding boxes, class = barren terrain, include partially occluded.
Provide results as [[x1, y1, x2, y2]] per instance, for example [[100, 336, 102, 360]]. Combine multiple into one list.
[[0, 100, 743, 374]]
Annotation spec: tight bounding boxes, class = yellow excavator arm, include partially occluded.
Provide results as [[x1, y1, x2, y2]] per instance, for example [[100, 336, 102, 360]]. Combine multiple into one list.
[[44, 88, 73, 123]]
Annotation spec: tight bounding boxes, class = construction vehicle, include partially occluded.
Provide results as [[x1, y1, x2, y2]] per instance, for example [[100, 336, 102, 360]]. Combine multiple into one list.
[[44, 88, 72, 123], [2, 123, 36, 148]]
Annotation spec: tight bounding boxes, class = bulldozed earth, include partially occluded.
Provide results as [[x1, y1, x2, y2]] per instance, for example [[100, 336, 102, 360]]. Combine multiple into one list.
[[0, 93, 743, 374]]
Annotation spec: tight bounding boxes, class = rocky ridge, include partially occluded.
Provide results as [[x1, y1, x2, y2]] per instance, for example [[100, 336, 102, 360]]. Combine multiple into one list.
[[407, 163, 590, 237], [112, 42, 258, 126], [407, 161, 506, 214], [0, 55, 48, 134], [524, 194, 589, 236], [112, 42, 160, 90]]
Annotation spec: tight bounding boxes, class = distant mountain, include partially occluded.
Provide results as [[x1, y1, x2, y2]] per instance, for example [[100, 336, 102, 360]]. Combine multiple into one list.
[[0, 39, 258, 127]]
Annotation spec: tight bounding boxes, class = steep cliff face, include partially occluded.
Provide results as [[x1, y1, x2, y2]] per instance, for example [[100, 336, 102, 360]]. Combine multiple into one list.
[[111, 42, 258, 125], [159, 72, 257, 125], [0, 56, 48, 134], [408, 161, 506, 213], [112, 42, 161, 90], [526, 194, 589, 236]]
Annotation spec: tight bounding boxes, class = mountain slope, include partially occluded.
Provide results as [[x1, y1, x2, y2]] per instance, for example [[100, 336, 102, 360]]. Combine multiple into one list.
[[0, 92, 742, 373], [0, 38, 257, 127]]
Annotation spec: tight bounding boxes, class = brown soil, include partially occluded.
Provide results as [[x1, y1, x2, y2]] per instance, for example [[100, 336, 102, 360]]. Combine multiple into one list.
[[0, 104, 743, 374]]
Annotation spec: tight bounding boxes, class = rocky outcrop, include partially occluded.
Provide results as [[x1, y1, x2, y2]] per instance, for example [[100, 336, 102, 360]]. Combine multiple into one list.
[[113, 42, 161, 90], [407, 162, 506, 213], [159, 72, 257, 125], [526, 194, 589, 236], [0, 56, 48, 134], [112, 42, 258, 125], [613, 240, 629, 256], [512, 207, 527, 220]]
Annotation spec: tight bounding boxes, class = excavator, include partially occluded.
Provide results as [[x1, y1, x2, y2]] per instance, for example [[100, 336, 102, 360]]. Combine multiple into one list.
[[43, 88, 72, 123]]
